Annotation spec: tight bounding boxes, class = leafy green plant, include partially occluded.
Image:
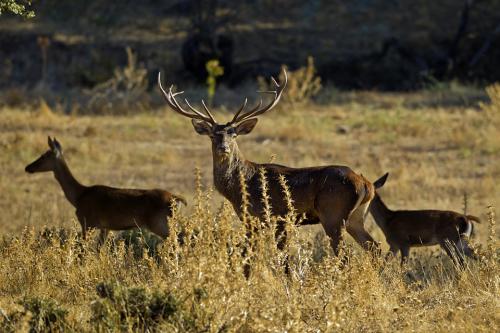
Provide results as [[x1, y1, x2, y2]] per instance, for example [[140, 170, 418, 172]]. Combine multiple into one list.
[[20, 297, 69, 333], [92, 282, 179, 331], [206, 59, 224, 106]]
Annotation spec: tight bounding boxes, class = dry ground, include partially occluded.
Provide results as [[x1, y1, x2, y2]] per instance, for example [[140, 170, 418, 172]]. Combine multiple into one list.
[[0, 90, 498, 331]]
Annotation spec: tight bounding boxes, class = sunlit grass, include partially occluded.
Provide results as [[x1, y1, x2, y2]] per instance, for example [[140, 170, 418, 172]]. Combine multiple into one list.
[[0, 87, 499, 331]]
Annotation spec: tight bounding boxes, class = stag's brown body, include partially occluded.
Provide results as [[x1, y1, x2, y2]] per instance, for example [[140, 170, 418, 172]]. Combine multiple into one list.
[[213, 148, 373, 226], [159, 69, 378, 254], [25, 137, 186, 241], [370, 173, 479, 265]]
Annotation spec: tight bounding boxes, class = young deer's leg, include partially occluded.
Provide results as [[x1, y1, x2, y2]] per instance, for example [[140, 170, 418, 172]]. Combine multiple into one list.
[[98, 229, 109, 247], [346, 202, 380, 254], [400, 246, 410, 266], [77, 213, 88, 240], [386, 243, 399, 262]]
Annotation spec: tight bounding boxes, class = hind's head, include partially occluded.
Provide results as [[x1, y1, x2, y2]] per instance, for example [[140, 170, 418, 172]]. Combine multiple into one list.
[[25, 136, 64, 173]]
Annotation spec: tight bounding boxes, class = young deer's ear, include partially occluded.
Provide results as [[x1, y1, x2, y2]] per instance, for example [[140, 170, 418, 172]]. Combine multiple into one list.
[[235, 118, 258, 135], [48, 136, 54, 149], [373, 172, 389, 189], [191, 119, 212, 135], [53, 137, 63, 155]]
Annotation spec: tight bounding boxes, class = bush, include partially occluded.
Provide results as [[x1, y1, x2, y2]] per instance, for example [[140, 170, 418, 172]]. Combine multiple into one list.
[[481, 83, 500, 118], [85, 47, 150, 114], [91, 282, 179, 331], [259, 56, 321, 105], [21, 297, 68, 333]]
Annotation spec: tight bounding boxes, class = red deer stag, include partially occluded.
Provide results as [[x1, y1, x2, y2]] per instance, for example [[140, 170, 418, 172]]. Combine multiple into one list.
[[25, 137, 186, 243], [158, 69, 378, 256], [370, 173, 480, 266]]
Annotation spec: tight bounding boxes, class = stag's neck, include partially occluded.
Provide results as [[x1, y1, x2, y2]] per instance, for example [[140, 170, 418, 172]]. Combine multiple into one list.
[[53, 159, 86, 207], [370, 193, 393, 231], [212, 145, 257, 203]]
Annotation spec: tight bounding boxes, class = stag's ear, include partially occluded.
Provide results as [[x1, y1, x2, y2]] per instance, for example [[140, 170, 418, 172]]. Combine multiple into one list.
[[373, 173, 389, 189], [235, 118, 258, 135], [191, 119, 212, 135]]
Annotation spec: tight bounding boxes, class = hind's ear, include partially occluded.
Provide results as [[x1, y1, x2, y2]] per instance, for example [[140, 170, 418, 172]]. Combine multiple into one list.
[[373, 172, 389, 189]]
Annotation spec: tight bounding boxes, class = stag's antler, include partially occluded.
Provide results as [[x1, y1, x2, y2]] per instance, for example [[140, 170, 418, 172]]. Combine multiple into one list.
[[158, 72, 217, 124], [230, 68, 287, 124]]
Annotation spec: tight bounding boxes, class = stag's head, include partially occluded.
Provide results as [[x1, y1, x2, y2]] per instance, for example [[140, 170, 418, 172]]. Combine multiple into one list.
[[158, 69, 287, 160], [25, 136, 63, 173]]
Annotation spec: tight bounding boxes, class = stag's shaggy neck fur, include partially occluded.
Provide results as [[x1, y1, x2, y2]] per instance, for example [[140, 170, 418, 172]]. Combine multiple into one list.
[[212, 142, 257, 206], [53, 158, 86, 207]]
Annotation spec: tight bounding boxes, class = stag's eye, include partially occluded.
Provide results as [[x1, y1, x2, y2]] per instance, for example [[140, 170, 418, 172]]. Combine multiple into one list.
[[226, 128, 236, 136]]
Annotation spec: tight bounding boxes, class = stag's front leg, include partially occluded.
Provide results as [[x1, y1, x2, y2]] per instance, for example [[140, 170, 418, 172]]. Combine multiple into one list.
[[275, 221, 290, 275]]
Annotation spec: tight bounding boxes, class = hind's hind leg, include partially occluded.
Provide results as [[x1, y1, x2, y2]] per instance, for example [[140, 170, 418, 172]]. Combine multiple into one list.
[[456, 238, 477, 260], [440, 240, 466, 267], [147, 212, 170, 239]]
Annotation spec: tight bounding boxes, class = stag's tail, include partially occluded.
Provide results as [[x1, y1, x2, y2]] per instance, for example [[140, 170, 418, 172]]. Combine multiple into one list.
[[173, 195, 187, 207]]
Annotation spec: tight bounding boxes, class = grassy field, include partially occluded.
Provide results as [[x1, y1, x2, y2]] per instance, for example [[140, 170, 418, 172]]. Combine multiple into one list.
[[0, 87, 499, 331]]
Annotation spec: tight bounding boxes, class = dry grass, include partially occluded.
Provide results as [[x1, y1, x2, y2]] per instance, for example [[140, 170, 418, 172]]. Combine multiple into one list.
[[0, 89, 499, 332]]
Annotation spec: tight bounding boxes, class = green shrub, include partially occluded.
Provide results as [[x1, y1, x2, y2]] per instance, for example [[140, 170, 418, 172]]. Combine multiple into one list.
[[20, 297, 69, 333], [92, 282, 179, 331]]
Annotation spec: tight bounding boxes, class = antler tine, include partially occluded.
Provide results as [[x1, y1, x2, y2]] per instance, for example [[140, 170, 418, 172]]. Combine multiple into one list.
[[201, 100, 217, 123], [231, 68, 287, 123], [230, 98, 248, 123], [158, 72, 214, 123], [183, 98, 216, 123]]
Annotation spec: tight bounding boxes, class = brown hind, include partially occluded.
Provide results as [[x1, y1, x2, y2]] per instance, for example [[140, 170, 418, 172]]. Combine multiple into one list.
[[25, 137, 186, 243]]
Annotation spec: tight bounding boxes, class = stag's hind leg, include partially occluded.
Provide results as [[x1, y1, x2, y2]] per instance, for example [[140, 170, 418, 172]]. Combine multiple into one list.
[[346, 202, 380, 254], [317, 197, 354, 256]]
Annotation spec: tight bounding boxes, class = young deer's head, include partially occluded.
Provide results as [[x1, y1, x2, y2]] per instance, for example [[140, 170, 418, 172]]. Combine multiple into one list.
[[25, 136, 64, 173], [158, 69, 287, 161]]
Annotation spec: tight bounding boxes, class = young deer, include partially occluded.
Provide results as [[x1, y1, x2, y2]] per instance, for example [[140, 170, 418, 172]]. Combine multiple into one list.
[[370, 173, 480, 266], [158, 69, 378, 256], [25, 137, 186, 243]]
